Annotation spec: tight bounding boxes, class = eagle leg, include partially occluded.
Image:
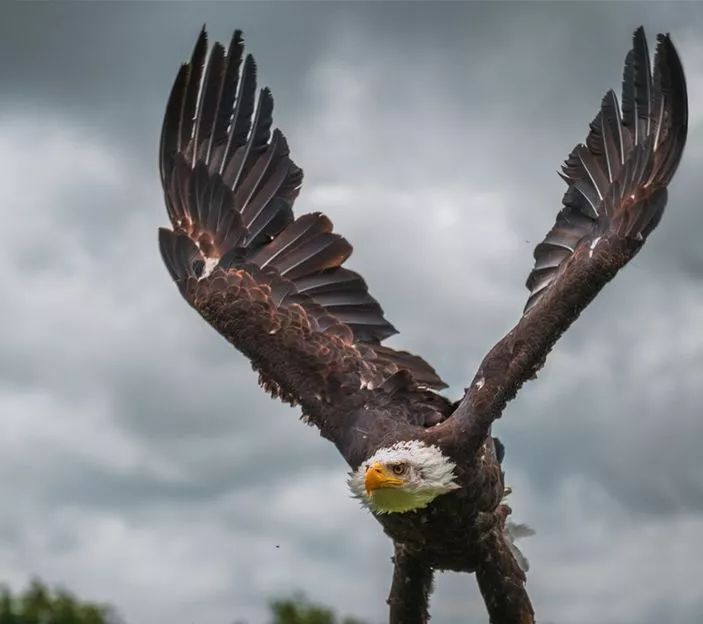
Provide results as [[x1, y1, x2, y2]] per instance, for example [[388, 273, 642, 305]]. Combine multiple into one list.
[[474, 514, 535, 624], [387, 543, 433, 624]]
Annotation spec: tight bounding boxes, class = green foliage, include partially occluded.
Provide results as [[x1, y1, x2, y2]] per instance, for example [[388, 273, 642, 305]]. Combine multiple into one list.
[[0, 579, 117, 624], [0, 580, 363, 624], [268, 594, 366, 624]]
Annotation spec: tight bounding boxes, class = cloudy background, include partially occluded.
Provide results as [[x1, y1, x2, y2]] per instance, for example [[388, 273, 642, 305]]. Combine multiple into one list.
[[1, 2, 702, 623]]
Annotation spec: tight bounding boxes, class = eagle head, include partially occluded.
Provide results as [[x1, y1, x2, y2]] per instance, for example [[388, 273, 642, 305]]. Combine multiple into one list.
[[347, 440, 460, 514]]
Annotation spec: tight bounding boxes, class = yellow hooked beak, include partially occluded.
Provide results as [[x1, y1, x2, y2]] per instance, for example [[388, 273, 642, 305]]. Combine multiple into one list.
[[365, 462, 404, 495]]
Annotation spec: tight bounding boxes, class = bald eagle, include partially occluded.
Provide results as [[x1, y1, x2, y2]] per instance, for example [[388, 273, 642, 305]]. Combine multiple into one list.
[[157, 26, 687, 624]]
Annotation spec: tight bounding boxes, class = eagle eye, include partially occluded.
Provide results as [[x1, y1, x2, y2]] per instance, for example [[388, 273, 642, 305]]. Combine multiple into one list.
[[391, 463, 407, 476]]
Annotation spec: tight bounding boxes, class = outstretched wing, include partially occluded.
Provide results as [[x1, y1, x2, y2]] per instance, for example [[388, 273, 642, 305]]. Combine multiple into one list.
[[524, 29, 686, 314], [435, 29, 687, 454], [158, 29, 446, 431]]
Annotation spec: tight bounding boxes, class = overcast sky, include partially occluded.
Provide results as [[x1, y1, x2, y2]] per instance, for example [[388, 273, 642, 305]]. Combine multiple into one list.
[[1, 2, 702, 623]]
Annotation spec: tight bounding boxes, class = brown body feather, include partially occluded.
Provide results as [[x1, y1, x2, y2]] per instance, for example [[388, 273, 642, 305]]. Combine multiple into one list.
[[157, 27, 687, 624]]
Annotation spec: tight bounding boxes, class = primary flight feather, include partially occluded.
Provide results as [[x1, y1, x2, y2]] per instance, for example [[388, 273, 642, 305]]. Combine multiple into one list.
[[157, 26, 687, 624]]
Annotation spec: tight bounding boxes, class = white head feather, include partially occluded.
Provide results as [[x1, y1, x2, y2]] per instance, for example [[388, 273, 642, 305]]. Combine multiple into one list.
[[347, 440, 460, 514]]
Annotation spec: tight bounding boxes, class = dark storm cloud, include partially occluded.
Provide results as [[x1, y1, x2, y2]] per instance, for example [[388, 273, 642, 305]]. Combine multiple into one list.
[[0, 2, 702, 624]]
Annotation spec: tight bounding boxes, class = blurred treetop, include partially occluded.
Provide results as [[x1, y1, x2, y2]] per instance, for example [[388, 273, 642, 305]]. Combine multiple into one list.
[[0, 579, 366, 624], [0, 578, 118, 624], [267, 594, 366, 624]]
